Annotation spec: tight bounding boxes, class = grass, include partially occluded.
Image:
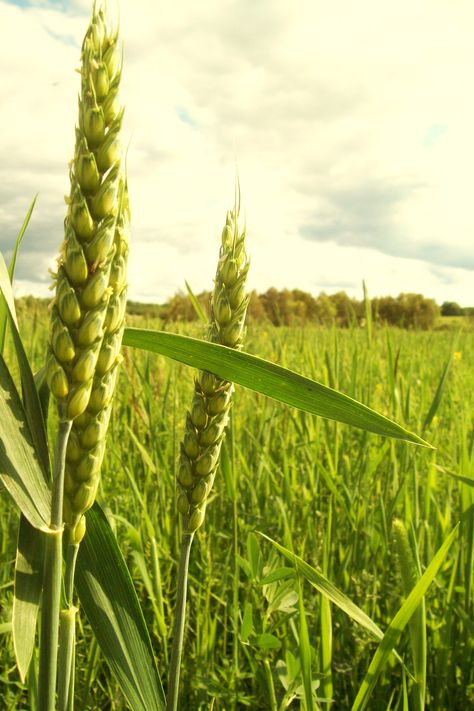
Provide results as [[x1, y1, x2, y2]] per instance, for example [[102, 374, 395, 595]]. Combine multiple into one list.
[[1, 315, 473, 709]]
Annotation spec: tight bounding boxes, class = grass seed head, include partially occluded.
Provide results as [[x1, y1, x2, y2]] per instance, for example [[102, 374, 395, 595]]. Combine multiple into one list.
[[46, 1, 129, 544], [178, 202, 249, 533]]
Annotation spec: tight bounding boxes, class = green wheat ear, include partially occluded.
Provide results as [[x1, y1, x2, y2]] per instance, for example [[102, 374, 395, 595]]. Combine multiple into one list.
[[177, 202, 250, 533], [46, 2, 128, 544]]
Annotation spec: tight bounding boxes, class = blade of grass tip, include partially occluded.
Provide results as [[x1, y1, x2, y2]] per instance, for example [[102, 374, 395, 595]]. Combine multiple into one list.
[[362, 280, 372, 347], [0, 196, 37, 351], [8, 195, 38, 280], [122, 329, 432, 448], [184, 279, 208, 323], [351, 523, 459, 711], [422, 353, 453, 431]]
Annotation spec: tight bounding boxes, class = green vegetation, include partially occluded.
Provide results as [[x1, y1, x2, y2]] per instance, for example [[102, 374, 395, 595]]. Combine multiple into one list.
[[1, 309, 472, 709]]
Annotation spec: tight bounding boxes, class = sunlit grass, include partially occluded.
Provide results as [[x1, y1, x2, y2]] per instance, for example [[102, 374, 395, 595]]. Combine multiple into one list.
[[1, 314, 472, 709]]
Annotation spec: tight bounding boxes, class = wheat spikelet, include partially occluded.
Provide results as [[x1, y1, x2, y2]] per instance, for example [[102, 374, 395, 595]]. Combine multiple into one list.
[[177, 204, 249, 533], [46, 2, 128, 543]]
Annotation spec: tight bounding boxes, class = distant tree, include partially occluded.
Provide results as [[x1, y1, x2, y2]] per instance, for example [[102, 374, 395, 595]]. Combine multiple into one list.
[[374, 293, 439, 329], [314, 292, 337, 326], [329, 291, 359, 327], [440, 301, 463, 316], [260, 287, 282, 325], [247, 290, 267, 322]]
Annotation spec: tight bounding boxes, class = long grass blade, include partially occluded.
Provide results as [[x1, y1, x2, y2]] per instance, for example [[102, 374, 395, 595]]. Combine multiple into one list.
[[259, 533, 397, 653], [184, 279, 207, 323], [0, 197, 36, 351], [123, 328, 430, 446], [75, 503, 166, 711], [13, 515, 45, 681], [0, 354, 51, 530], [0, 263, 50, 478], [423, 354, 452, 430], [351, 523, 459, 711]]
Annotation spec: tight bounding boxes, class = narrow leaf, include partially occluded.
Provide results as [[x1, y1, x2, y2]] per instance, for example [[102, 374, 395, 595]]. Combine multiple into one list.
[[0, 253, 19, 354], [7, 196, 38, 281], [0, 354, 51, 531], [75, 503, 166, 711], [184, 279, 207, 323], [123, 329, 429, 446], [13, 514, 45, 681], [0, 268, 50, 479], [260, 533, 390, 649], [351, 523, 459, 711], [241, 602, 253, 641], [297, 578, 315, 711], [423, 354, 452, 430]]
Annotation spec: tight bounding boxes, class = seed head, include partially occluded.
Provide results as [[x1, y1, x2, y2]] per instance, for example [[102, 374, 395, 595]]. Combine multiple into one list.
[[46, 2, 129, 545], [178, 200, 249, 533]]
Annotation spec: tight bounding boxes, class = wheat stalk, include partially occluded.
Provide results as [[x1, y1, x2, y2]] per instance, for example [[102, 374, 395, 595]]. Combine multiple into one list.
[[167, 200, 249, 711], [39, 4, 127, 709]]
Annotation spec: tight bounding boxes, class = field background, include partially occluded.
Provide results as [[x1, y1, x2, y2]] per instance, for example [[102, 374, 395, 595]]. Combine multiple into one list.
[[1, 309, 473, 710]]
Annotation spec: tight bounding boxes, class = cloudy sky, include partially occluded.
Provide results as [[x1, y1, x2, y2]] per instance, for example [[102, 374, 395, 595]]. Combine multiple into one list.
[[1, 0, 473, 305]]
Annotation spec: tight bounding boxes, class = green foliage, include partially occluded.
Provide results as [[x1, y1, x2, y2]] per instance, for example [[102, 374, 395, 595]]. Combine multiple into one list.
[[441, 301, 464, 316], [2, 313, 473, 709]]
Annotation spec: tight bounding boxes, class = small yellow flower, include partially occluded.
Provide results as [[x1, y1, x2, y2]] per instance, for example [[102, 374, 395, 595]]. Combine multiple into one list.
[[453, 351, 462, 363], [374, 383, 383, 396], [432, 415, 440, 426]]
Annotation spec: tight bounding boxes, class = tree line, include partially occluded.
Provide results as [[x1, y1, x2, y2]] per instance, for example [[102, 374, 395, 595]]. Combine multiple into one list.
[[130, 289, 453, 330], [16, 291, 471, 330]]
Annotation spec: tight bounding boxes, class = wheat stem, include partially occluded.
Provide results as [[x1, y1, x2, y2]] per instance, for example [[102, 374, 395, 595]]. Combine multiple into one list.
[[38, 417, 72, 711], [58, 606, 78, 711], [57, 542, 80, 711], [167, 531, 194, 711]]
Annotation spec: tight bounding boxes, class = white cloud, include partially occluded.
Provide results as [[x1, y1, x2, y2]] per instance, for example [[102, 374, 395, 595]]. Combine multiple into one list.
[[1, 0, 473, 306]]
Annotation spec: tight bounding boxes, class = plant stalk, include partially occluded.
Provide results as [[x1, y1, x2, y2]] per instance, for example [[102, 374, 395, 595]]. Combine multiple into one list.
[[58, 542, 80, 711], [166, 531, 194, 711], [38, 417, 72, 711], [58, 606, 78, 711], [263, 658, 278, 711]]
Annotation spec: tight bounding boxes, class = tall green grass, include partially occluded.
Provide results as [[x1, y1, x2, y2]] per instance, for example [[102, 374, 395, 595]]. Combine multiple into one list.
[[1, 315, 472, 709]]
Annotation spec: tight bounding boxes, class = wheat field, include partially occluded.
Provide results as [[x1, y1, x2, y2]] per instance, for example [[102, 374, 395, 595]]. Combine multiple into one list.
[[1, 310, 472, 709]]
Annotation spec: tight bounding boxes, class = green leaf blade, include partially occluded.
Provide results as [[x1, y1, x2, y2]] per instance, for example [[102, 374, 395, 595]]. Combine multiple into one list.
[[13, 514, 45, 681], [0, 354, 51, 530], [351, 523, 459, 711], [75, 503, 166, 711], [260, 533, 387, 645], [123, 328, 429, 446]]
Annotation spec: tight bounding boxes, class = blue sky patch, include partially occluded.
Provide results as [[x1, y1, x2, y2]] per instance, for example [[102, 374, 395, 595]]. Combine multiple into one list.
[[176, 107, 196, 128], [423, 123, 448, 147]]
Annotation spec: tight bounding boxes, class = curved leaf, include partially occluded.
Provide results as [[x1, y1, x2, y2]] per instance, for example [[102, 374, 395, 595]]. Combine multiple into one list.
[[75, 503, 166, 711], [0, 261, 50, 479], [0, 354, 51, 531], [13, 515, 45, 681], [123, 328, 429, 446]]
